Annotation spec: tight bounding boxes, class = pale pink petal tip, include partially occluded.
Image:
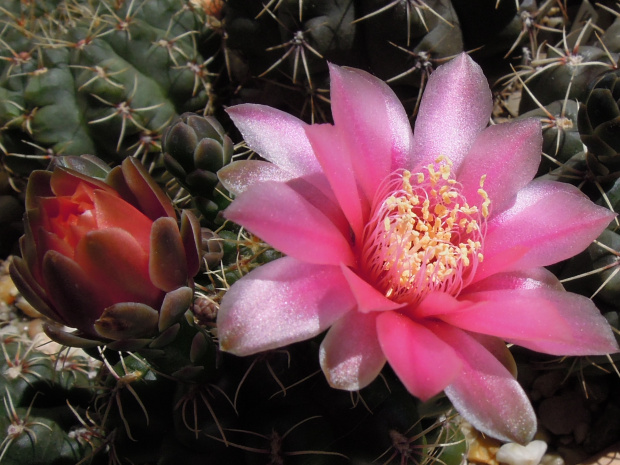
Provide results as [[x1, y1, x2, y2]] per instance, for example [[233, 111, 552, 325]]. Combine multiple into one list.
[[226, 104, 321, 178], [457, 118, 543, 212], [413, 53, 493, 170], [217, 257, 355, 356], [436, 325, 537, 444], [218, 160, 294, 196], [320, 312, 386, 391], [478, 180, 616, 280], [328, 63, 414, 198]]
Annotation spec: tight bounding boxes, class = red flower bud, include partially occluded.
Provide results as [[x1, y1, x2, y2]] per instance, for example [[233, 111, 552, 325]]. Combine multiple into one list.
[[10, 157, 201, 344]]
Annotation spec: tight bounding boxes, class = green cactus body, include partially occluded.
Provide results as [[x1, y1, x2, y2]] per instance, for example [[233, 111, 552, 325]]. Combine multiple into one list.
[[0, 0, 215, 175]]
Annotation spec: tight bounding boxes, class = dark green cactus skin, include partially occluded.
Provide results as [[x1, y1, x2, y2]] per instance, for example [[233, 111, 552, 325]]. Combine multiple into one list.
[[578, 68, 620, 183], [357, 0, 463, 86], [221, 0, 471, 120], [519, 99, 583, 177], [518, 45, 617, 114]]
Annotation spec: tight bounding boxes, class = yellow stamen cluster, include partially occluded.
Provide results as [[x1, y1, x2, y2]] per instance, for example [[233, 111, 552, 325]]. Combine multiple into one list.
[[363, 157, 490, 304]]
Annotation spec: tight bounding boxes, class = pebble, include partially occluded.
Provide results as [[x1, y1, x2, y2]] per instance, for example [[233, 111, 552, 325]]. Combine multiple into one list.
[[496, 440, 548, 465]]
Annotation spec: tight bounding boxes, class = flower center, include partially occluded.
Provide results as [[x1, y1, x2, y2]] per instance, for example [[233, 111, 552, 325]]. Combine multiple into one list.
[[361, 157, 490, 304]]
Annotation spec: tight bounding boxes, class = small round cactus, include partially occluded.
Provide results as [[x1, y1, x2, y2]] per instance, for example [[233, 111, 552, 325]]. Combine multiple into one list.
[[162, 112, 233, 221]]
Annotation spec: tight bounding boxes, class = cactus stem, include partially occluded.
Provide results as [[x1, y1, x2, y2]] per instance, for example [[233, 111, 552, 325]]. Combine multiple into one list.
[[512, 65, 575, 159], [100, 0, 142, 39], [8, 140, 67, 162], [593, 30, 618, 69], [174, 383, 234, 443], [70, 64, 127, 92], [152, 28, 199, 67], [1, 338, 48, 383], [503, 1, 565, 59], [232, 350, 291, 410], [256, 0, 307, 23], [375, 413, 462, 465], [88, 76, 165, 151], [0, 102, 38, 136], [206, 415, 350, 463], [353, 0, 452, 47], [97, 349, 151, 442], [254, 0, 297, 21], [53, 345, 102, 381], [528, 22, 613, 84], [66, 401, 107, 451], [130, 131, 162, 164], [0, 38, 35, 78], [173, 54, 217, 97], [259, 9, 324, 87], [127, 118, 170, 163], [0, 389, 52, 462]]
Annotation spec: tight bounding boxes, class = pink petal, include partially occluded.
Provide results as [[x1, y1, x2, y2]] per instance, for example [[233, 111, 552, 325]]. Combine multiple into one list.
[[10, 256, 66, 326], [457, 119, 543, 213], [476, 180, 616, 281], [436, 291, 573, 346], [413, 292, 468, 318], [329, 63, 414, 202], [224, 181, 355, 266], [226, 104, 322, 179], [219, 160, 349, 234], [37, 228, 75, 261], [466, 288, 618, 355], [93, 189, 153, 252], [320, 311, 386, 390], [305, 123, 367, 240], [376, 311, 462, 400], [218, 160, 295, 196], [340, 265, 404, 313], [464, 267, 564, 294], [286, 176, 350, 234], [217, 257, 356, 356], [433, 323, 537, 444], [471, 333, 518, 378], [412, 53, 493, 170]]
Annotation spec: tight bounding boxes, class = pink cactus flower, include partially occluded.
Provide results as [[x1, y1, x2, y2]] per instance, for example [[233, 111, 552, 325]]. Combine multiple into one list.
[[216, 53, 619, 443]]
